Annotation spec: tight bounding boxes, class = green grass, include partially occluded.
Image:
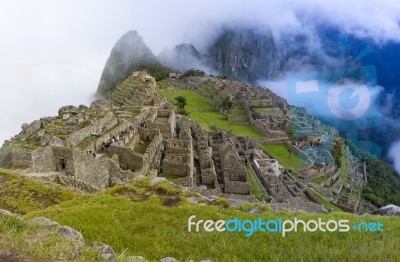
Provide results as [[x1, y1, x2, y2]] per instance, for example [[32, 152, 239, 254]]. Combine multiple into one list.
[[311, 175, 328, 185], [306, 188, 342, 212], [160, 89, 264, 138], [259, 143, 307, 170], [0, 170, 75, 215], [133, 141, 151, 154], [247, 167, 262, 198], [0, 216, 103, 262], [1, 173, 400, 261], [25, 180, 400, 262], [247, 166, 269, 201], [340, 145, 350, 181]]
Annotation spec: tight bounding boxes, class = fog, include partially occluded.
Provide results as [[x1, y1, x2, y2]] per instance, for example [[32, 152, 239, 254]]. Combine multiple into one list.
[[1, 0, 400, 170]]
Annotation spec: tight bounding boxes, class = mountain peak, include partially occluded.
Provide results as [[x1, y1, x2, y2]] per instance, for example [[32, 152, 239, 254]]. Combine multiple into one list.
[[97, 30, 156, 97]]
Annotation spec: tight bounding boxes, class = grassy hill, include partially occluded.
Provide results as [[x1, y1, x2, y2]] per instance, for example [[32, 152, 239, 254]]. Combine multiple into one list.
[[1, 171, 399, 261], [159, 88, 264, 139]]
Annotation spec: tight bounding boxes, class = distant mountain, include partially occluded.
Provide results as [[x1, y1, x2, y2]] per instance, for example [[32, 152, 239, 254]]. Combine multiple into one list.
[[97, 27, 400, 172], [97, 30, 158, 97], [158, 43, 204, 72], [207, 26, 281, 83]]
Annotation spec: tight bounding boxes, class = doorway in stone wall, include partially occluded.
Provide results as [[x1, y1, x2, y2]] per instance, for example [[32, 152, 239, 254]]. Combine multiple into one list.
[[59, 158, 66, 171]]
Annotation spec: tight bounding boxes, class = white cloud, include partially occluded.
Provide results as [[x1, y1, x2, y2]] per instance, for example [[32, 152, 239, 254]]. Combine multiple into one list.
[[1, 0, 400, 144], [389, 141, 400, 174]]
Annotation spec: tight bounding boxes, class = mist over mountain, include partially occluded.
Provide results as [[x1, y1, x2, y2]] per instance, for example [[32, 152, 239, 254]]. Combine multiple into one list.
[[97, 30, 158, 97], [97, 25, 400, 173], [158, 43, 208, 73], [206, 26, 281, 83]]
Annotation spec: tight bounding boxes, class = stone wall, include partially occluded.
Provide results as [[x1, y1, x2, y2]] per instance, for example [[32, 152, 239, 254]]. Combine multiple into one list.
[[162, 138, 193, 178], [254, 120, 288, 139], [32, 147, 56, 172], [66, 112, 118, 146], [91, 122, 131, 152], [224, 179, 250, 195], [109, 145, 143, 172], [218, 139, 250, 194], [72, 150, 112, 190], [163, 154, 191, 177], [146, 110, 176, 139], [53, 147, 75, 174], [12, 150, 33, 168]]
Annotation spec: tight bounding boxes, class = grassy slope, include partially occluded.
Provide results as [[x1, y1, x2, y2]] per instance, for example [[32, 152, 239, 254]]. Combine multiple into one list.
[[0, 170, 75, 215], [0, 171, 399, 261], [22, 179, 400, 262], [259, 143, 306, 170], [160, 89, 264, 139], [0, 216, 101, 262]]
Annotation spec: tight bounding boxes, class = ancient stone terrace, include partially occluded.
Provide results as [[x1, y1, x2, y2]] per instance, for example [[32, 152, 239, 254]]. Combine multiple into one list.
[[253, 119, 288, 140], [144, 110, 176, 139], [218, 139, 250, 195], [110, 71, 161, 107], [162, 139, 193, 178], [204, 77, 288, 110], [109, 126, 162, 177], [252, 155, 312, 204]]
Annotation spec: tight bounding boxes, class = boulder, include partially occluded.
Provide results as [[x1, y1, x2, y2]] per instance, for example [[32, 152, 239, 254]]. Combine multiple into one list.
[[249, 208, 263, 214], [159, 257, 178, 262], [372, 205, 400, 216], [63, 113, 71, 120], [24, 120, 42, 135], [198, 185, 208, 191], [0, 209, 23, 220], [150, 177, 167, 186], [90, 242, 115, 260], [58, 105, 79, 114], [228, 198, 248, 206], [187, 197, 199, 204], [58, 225, 85, 243], [29, 217, 58, 226], [90, 100, 111, 110], [126, 256, 148, 262], [40, 136, 65, 147]]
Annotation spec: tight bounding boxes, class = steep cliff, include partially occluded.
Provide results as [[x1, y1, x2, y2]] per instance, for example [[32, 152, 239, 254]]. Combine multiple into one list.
[[207, 26, 280, 83], [97, 30, 157, 97]]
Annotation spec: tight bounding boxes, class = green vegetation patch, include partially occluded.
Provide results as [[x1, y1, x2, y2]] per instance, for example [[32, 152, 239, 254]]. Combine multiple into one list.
[[0, 216, 102, 262], [0, 170, 75, 214], [259, 143, 307, 170], [27, 183, 400, 262], [160, 89, 264, 138], [311, 175, 328, 185]]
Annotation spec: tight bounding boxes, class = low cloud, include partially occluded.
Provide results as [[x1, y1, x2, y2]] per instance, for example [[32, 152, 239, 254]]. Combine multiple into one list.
[[1, 0, 400, 147], [389, 141, 400, 174]]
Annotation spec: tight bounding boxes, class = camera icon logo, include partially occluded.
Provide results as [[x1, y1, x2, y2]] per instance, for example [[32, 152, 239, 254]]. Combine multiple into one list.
[[286, 49, 382, 163]]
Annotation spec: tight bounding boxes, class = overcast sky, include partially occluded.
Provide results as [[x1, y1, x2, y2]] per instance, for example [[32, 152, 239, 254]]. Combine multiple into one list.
[[1, 0, 400, 145]]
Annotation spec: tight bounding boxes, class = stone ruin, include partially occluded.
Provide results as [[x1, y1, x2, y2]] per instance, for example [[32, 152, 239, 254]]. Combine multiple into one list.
[[2, 71, 371, 213]]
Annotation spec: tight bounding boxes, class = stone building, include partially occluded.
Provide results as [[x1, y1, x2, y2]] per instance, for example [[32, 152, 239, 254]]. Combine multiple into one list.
[[218, 139, 250, 195]]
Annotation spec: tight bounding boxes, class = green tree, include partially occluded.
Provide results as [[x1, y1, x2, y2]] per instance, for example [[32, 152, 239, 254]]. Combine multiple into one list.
[[175, 96, 187, 113], [182, 68, 206, 77], [218, 97, 233, 114]]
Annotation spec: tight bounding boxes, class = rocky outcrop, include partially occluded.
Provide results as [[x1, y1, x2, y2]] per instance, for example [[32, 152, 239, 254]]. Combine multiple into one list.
[[372, 205, 400, 216], [0, 209, 23, 220], [97, 30, 157, 97], [207, 26, 280, 83], [90, 242, 116, 261], [28, 216, 58, 226], [158, 43, 205, 72], [58, 225, 85, 243]]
